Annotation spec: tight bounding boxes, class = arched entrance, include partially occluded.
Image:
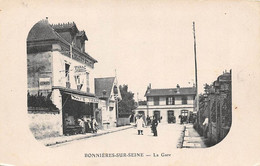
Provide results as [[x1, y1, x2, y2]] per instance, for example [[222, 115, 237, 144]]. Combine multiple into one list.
[[167, 110, 175, 123]]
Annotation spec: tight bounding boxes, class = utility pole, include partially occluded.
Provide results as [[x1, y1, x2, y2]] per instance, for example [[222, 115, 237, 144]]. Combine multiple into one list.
[[193, 22, 200, 126], [137, 92, 139, 107]]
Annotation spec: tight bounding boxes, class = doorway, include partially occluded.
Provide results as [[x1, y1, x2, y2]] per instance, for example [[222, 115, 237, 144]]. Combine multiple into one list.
[[153, 110, 161, 122], [181, 110, 189, 123], [167, 110, 175, 123]]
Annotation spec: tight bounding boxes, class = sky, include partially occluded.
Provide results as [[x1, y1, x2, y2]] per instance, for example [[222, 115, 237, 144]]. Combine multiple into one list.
[[25, 1, 255, 100]]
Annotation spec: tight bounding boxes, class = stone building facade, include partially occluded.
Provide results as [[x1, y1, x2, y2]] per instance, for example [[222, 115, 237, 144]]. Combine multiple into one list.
[[27, 19, 98, 137]]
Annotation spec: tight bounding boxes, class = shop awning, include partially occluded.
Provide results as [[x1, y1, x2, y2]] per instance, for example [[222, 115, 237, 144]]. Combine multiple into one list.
[[52, 86, 99, 103], [53, 86, 95, 97]]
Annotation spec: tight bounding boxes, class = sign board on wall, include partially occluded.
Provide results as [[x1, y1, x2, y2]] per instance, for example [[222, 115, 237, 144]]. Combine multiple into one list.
[[39, 77, 51, 90], [71, 94, 99, 103], [74, 66, 86, 75]]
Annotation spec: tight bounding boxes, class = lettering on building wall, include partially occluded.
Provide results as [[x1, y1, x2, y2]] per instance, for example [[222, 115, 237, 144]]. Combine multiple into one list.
[[39, 77, 51, 90]]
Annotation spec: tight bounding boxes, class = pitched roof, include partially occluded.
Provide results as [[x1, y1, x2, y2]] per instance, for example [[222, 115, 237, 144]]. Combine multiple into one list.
[[95, 77, 116, 98], [145, 87, 196, 97], [27, 20, 59, 42], [27, 20, 97, 63]]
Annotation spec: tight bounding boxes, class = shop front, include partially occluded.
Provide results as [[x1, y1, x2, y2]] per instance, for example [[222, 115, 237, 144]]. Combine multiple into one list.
[[56, 88, 99, 135]]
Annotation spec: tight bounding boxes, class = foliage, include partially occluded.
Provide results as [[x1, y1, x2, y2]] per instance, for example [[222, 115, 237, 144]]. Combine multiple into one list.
[[27, 92, 58, 111], [118, 85, 136, 115]]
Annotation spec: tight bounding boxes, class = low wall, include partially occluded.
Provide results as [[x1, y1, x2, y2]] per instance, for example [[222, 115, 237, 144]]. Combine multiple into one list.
[[28, 108, 62, 139], [117, 117, 130, 126]]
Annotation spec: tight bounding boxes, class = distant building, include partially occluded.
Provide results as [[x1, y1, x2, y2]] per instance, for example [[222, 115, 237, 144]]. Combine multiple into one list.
[[95, 77, 121, 129], [137, 84, 196, 124]]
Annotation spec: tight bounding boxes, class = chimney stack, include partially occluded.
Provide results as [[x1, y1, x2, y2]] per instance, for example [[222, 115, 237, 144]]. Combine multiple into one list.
[[176, 84, 180, 93]]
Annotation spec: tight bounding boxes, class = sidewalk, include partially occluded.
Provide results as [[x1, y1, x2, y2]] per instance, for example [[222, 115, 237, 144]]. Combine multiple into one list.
[[182, 124, 207, 148], [39, 124, 134, 147]]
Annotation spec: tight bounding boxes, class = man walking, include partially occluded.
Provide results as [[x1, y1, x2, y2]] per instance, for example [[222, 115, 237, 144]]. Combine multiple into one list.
[[151, 116, 158, 136]]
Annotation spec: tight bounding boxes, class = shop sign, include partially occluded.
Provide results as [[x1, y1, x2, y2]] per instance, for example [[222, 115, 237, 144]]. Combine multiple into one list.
[[71, 95, 99, 103], [71, 95, 85, 102], [39, 77, 51, 90], [74, 65, 86, 74], [85, 97, 99, 103]]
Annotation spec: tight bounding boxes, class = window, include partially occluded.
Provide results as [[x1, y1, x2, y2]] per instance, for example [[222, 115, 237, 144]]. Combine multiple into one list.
[[75, 75, 80, 84], [154, 97, 159, 105], [75, 75, 82, 90], [65, 63, 70, 88], [182, 96, 187, 104], [166, 96, 175, 105], [65, 63, 70, 82], [86, 72, 90, 92], [147, 97, 153, 101], [181, 110, 188, 116]]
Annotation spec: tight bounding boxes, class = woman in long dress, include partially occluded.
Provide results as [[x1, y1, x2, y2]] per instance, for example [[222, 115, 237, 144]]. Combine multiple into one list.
[[136, 115, 145, 135]]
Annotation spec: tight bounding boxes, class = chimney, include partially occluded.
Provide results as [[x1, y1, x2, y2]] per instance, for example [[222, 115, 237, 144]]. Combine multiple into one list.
[[147, 83, 151, 90], [146, 83, 151, 94], [176, 84, 180, 93]]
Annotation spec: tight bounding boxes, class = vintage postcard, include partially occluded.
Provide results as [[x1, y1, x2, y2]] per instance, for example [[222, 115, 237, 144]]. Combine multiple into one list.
[[0, 0, 260, 166]]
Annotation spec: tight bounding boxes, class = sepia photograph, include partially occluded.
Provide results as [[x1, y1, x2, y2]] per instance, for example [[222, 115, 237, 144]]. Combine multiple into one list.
[[0, 1, 260, 166]]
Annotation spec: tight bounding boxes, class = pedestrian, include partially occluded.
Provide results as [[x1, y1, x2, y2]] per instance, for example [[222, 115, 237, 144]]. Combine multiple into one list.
[[146, 115, 151, 126], [151, 116, 158, 136], [91, 118, 98, 133], [78, 118, 85, 134], [180, 115, 183, 124], [136, 115, 145, 135], [85, 119, 92, 133], [202, 117, 209, 138]]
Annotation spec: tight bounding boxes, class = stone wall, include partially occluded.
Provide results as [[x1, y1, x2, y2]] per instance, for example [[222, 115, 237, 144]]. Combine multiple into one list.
[[28, 109, 62, 139], [117, 117, 130, 126]]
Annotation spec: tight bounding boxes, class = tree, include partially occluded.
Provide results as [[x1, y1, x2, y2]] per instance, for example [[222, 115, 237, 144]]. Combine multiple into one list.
[[118, 85, 136, 116]]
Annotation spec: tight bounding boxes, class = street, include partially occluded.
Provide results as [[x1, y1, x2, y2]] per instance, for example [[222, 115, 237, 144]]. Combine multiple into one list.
[[51, 123, 184, 154]]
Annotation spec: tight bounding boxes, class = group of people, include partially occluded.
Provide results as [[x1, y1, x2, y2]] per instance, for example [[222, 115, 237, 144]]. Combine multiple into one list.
[[78, 117, 98, 134], [135, 115, 159, 136]]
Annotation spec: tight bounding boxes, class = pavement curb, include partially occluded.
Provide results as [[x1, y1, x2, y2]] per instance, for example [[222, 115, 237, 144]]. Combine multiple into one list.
[[45, 125, 134, 147], [176, 125, 186, 148]]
